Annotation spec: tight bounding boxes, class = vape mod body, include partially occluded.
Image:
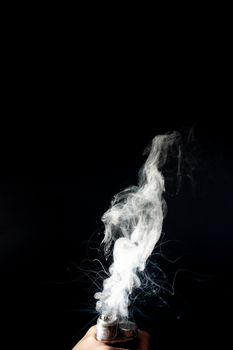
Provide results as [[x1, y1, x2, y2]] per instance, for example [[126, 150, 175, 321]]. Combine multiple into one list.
[[96, 315, 138, 349]]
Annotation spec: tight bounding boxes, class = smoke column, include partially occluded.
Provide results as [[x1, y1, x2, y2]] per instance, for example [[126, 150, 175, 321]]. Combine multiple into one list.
[[95, 132, 179, 321]]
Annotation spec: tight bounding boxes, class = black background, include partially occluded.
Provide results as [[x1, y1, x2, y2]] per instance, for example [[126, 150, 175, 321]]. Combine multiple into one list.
[[1, 17, 232, 350], [1, 116, 232, 350]]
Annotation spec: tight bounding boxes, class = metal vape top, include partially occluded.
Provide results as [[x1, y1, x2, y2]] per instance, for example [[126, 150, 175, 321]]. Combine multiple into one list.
[[96, 315, 138, 349]]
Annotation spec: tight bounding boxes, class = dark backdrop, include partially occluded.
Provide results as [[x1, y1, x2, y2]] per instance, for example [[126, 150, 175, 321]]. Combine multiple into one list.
[[0, 114, 232, 349], [1, 21, 232, 348]]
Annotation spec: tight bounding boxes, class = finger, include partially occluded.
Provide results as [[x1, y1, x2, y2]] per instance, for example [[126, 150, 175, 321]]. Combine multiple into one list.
[[85, 325, 96, 336], [77, 325, 97, 344], [137, 329, 151, 349], [72, 326, 100, 349]]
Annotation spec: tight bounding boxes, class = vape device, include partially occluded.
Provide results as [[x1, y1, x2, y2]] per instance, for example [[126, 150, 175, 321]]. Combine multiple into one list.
[[96, 315, 138, 349]]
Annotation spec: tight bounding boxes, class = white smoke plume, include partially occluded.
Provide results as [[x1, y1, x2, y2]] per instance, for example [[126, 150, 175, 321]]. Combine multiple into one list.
[[95, 132, 180, 321]]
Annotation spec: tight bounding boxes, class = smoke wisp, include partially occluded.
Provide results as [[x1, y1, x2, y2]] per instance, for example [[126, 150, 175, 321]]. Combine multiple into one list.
[[95, 132, 180, 321]]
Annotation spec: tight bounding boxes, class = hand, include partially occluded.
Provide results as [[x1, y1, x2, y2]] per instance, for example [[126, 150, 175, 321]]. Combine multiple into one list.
[[72, 325, 150, 350]]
